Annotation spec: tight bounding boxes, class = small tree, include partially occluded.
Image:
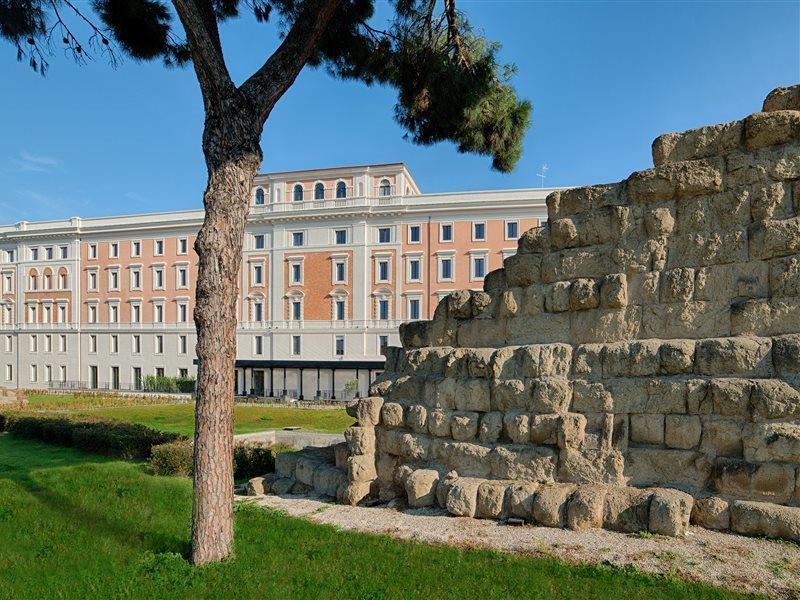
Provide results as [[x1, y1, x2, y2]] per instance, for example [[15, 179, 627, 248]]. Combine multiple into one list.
[[1, 0, 531, 564]]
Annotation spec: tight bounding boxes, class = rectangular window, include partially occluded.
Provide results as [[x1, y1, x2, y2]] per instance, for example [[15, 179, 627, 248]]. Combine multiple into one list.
[[131, 241, 141, 257], [4, 335, 11, 352], [89, 365, 98, 389], [335, 300, 345, 321], [440, 258, 453, 281], [27, 304, 36, 323], [5, 364, 12, 382], [440, 223, 453, 242], [58, 273, 67, 290], [378, 260, 389, 282], [44, 365, 51, 383], [109, 305, 119, 323], [177, 267, 188, 288], [131, 269, 141, 290], [109, 270, 119, 291], [59, 335, 66, 352], [178, 238, 188, 254], [57, 304, 66, 323], [131, 304, 141, 323], [133, 367, 142, 390], [30, 364, 37, 383], [42, 305, 51, 324], [179, 335, 188, 355], [154, 240, 164, 256], [409, 259, 421, 282], [2, 274, 11, 293], [335, 229, 347, 245], [154, 304, 164, 323], [88, 244, 97, 260], [292, 232, 304, 247], [88, 335, 97, 354], [60, 246, 68, 259], [506, 221, 519, 240], [110, 335, 119, 354], [155, 335, 164, 354], [59, 365, 66, 383], [473, 256, 486, 279], [291, 263, 302, 284], [379, 335, 389, 351], [45, 247, 53, 260], [409, 225, 421, 244], [335, 335, 345, 356], [291, 300, 302, 321], [155, 367, 165, 378], [154, 268, 164, 290], [253, 302, 263, 322], [178, 303, 188, 323], [87, 305, 97, 323], [44, 334, 51, 353], [179, 368, 188, 378], [88, 271, 97, 291], [253, 265, 263, 286], [30, 248, 39, 261], [254, 234, 265, 250], [132, 335, 141, 354], [334, 261, 346, 283], [254, 336, 263, 356], [291, 335, 301, 356], [473, 222, 486, 241], [378, 299, 389, 320], [409, 298, 420, 320], [378, 227, 391, 244], [110, 366, 120, 390], [109, 243, 119, 258]]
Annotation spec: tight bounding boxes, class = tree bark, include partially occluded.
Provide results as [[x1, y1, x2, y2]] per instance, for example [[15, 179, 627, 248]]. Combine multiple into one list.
[[190, 94, 261, 566]]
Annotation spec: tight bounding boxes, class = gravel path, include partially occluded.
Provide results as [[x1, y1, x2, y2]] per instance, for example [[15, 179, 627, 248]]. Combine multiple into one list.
[[243, 492, 800, 599]]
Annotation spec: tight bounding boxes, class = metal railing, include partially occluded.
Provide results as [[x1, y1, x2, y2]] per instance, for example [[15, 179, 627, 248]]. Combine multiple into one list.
[[251, 194, 402, 214], [237, 319, 403, 331]]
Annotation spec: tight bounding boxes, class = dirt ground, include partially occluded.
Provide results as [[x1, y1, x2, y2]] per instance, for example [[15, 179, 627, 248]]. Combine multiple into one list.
[[243, 492, 800, 599]]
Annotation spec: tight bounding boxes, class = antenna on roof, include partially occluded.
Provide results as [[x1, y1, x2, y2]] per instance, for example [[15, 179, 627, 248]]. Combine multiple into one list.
[[537, 164, 549, 188]]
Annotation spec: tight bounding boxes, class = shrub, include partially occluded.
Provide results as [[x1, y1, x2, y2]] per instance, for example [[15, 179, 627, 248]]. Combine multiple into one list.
[[233, 443, 277, 480], [0, 413, 6, 432], [4, 414, 182, 460], [142, 375, 196, 394], [151, 440, 194, 476]]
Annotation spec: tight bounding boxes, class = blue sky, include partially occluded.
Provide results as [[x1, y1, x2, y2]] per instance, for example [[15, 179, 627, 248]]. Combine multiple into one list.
[[0, 1, 798, 222]]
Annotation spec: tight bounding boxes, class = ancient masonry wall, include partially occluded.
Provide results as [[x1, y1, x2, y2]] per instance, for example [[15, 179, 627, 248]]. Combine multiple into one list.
[[256, 85, 800, 541]]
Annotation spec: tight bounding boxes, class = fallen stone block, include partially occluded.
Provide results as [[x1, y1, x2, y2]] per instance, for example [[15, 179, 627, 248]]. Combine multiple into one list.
[[405, 469, 440, 507], [566, 485, 607, 531], [446, 477, 483, 517], [691, 496, 731, 531], [603, 487, 652, 533], [477, 480, 508, 519], [730, 500, 800, 542], [649, 488, 693, 536], [532, 484, 576, 528]]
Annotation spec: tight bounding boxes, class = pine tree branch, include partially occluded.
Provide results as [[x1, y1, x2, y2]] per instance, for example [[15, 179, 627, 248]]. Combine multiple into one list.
[[172, 0, 235, 108], [239, 0, 341, 127]]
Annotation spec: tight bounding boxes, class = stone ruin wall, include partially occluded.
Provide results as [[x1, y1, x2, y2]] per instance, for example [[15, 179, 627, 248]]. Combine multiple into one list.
[[260, 85, 800, 541]]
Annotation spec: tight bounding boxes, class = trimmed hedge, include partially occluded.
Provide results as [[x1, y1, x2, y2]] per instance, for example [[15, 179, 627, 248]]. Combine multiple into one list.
[[151, 439, 281, 480], [1, 413, 182, 460]]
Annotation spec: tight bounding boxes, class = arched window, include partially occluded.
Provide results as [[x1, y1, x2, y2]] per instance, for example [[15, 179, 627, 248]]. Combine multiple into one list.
[[254, 187, 265, 205], [336, 181, 347, 198], [314, 182, 325, 200], [379, 179, 391, 196], [293, 184, 304, 202]]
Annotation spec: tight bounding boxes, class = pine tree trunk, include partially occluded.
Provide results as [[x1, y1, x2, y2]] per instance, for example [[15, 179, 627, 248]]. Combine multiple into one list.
[[190, 103, 261, 565]]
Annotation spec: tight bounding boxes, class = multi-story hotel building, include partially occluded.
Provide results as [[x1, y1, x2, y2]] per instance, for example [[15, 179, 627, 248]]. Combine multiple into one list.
[[0, 163, 551, 398]]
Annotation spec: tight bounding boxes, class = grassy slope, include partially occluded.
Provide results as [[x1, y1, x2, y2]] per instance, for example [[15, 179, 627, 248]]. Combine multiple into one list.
[[63, 404, 354, 436], [0, 435, 750, 600], [25, 393, 184, 411]]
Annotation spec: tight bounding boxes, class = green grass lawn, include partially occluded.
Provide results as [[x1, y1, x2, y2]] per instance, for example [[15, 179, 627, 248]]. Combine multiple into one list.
[[62, 403, 354, 436], [0, 434, 750, 599], [25, 392, 183, 411]]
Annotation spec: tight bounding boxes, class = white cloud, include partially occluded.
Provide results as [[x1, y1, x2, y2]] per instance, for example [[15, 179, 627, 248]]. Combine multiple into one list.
[[9, 150, 62, 173]]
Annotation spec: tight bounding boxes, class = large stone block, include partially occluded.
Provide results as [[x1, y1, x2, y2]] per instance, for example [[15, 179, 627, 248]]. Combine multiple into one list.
[[398, 433, 430, 461], [557, 413, 587, 449], [649, 488, 693, 536], [694, 262, 769, 303], [275, 452, 300, 478], [454, 378, 491, 412], [346, 455, 377, 483], [630, 414, 665, 445], [406, 405, 428, 434], [478, 411, 503, 442], [530, 414, 560, 445], [507, 481, 539, 519], [773, 334, 800, 375], [749, 379, 800, 420], [530, 377, 572, 413], [545, 281, 571, 312], [457, 318, 507, 348], [313, 467, 346, 498], [763, 85, 800, 112], [708, 378, 751, 417], [625, 448, 711, 490], [604, 340, 660, 377], [744, 110, 800, 151], [532, 484, 576, 527], [503, 410, 531, 444], [770, 255, 800, 298], [356, 397, 384, 427], [519, 343, 573, 377], [695, 337, 772, 376], [489, 445, 557, 481], [570, 278, 600, 311], [667, 230, 748, 268], [491, 378, 532, 411], [603, 487, 652, 533], [507, 313, 571, 345], [477, 480, 509, 519], [434, 441, 492, 477], [749, 217, 800, 261], [557, 448, 625, 485], [660, 267, 694, 303], [344, 427, 376, 455], [627, 157, 723, 203], [700, 419, 744, 457], [381, 402, 405, 428], [570, 307, 642, 344], [691, 496, 731, 530], [743, 422, 800, 463], [504, 253, 543, 287], [405, 469, 440, 507], [427, 408, 453, 437], [566, 486, 607, 531], [652, 121, 743, 166], [730, 500, 800, 542], [446, 477, 483, 517], [659, 340, 696, 374], [600, 273, 628, 308], [714, 458, 796, 504], [451, 411, 480, 441], [665, 414, 702, 449], [338, 481, 372, 505]]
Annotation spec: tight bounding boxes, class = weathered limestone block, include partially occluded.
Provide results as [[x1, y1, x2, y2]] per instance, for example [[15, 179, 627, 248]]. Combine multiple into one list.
[[659, 340, 696, 374], [503, 410, 531, 444], [433, 440, 492, 477], [694, 262, 769, 303], [478, 411, 503, 442], [424, 377, 456, 410], [339, 481, 372, 505], [630, 414, 665, 445], [771, 255, 800, 298], [530, 377, 572, 413], [427, 408, 452, 437], [604, 340, 661, 378], [665, 414, 702, 449], [347, 455, 377, 483], [447, 290, 473, 319], [550, 218, 579, 249], [313, 467, 346, 498], [446, 477, 483, 517], [625, 448, 711, 490], [557, 413, 587, 449], [454, 379, 491, 412], [730, 500, 800, 542], [701, 419, 744, 458], [477, 480, 509, 519], [405, 469, 440, 507], [652, 121, 743, 166], [572, 380, 613, 413], [570, 307, 642, 344], [714, 458, 796, 504], [272, 477, 295, 496], [389, 375, 424, 403], [472, 291, 496, 319], [507, 313, 571, 345], [247, 474, 274, 496], [398, 433, 430, 461], [489, 445, 557, 481], [660, 268, 694, 303], [558, 448, 625, 485], [649, 488, 694, 536], [744, 110, 800, 151], [643, 301, 730, 340], [695, 337, 772, 376], [295, 456, 323, 486], [627, 157, 723, 203], [518, 285, 546, 316], [375, 453, 398, 485], [406, 405, 428, 434], [545, 280, 571, 312], [334, 442, 349, 468], [491, 378, 532, 411], [276, 452, 300, 478], [708, 378, 751, 417], [750, 182, 792, 221], [763, 85, 800, 112], [749, 218, 800, 261], [519, 343, 573, 378], [644, 207, 676, 237], [451, 411, 480, 441], [566, 486, 607, 531], [504, 253, 543, 287], [530, 414, 560, 445], [773, 334, 800, 374], [345, 427, 376, 455], [570, 278, 600, 311], [517, 225, 550, 254], [381, 402, 405, 428], [532, 484, 576, 527], [668, 230, 748, 268], [743, 422, 800, 463], [466, 348, 495, 378], [572, 344, 604, 380], [457, 318, 507, 348], [600, 273, 628, 308], [749, 379, 800, 420], [483, 269, 508, 294], [356, 397, 384, 427], [507, 481, 539, 519], [603, 487, 652, 533], [691, 496, 731, 530]]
